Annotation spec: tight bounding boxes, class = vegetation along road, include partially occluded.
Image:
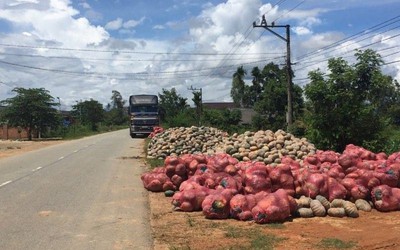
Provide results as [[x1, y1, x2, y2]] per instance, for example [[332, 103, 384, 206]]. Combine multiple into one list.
[[0, 129, 153, 250]]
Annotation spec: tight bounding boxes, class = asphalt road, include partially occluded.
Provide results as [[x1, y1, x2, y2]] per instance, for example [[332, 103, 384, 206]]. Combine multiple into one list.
[[0, 129, 154, 250]]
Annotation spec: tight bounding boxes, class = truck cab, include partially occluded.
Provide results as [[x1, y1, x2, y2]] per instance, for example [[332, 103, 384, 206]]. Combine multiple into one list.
[[129, 95, 160, 138]]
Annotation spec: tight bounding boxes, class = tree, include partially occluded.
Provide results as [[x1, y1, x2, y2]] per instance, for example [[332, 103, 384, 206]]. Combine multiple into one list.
[[72, 99, 105, 131], [105, 90, 127, 126], [191, 90, 202, 126], [304, 49, 399, 152], [238, 62, 304, 131], [0, 87, 60, 140], [202, 108, 242, 133], [158, 88, 189, 123], [230, 66, 246, 107]]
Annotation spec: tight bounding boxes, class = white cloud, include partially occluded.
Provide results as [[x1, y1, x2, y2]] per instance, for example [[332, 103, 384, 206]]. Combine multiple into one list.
[[123, 17, 145, 29], [0, 0, 399, 108], [293, 26, 312, 36], [79, 1, 90, 9], [153, 25, 165, 30], [0, 0, 108, 48], [105, 18, 123, 30], [7, 0, 39, 7]]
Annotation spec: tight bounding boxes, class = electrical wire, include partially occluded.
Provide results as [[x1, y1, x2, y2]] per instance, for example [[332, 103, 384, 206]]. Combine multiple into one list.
[[0, 57, 282, 79], [273, 0, 306, 23], [294, 30, 400, 72], [295, 15, 400, 62], [0, 51, 280, 62]]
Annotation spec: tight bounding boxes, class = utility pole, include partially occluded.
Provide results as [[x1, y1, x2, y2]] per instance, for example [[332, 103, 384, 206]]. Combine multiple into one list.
[[253, 15, 294, 129], [188, 86, 203, 126]]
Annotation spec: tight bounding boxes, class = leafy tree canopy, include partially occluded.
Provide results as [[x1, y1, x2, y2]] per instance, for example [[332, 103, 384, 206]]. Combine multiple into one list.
[[72, 99, 105, 131], [158, 88, 189, 122], [0, 87, 60, 140], [304, 49, 400, 152], [231, 62, 303, 131], [105, 90, 127, 126]]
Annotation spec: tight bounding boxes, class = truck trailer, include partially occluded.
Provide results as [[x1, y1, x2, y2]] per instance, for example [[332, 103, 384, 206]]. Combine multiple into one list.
[[129, 94, 160, 138]]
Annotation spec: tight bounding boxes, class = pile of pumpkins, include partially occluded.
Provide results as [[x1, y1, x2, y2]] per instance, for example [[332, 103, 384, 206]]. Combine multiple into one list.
[[147, 127, 317, 165], [142, 129, 400, 223]]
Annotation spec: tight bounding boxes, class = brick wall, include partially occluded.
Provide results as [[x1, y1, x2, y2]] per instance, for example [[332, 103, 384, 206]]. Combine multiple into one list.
[[0, 125, 29, 140]]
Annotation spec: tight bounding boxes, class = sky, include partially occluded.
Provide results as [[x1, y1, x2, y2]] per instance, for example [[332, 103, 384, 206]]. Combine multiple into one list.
[[0, 0, 400, 110]]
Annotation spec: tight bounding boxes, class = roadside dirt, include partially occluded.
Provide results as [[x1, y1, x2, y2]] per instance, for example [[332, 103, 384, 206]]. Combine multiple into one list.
[[2, 139, 400, 250], [149, 190, 400, 250], [0, 140, 64, 159]]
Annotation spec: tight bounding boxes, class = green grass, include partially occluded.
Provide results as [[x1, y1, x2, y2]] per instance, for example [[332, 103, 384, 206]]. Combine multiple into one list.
[[223, 226, 287, 250], [224, 226, 250, 238], [316, 238, 357, 249], [265, 222, 285, 229], [186, 214, 195, 227], [169, 246, 191, 250], [143, 138, 165, 169], [250, 234, 286, 250], [145, 157, 165, 169]]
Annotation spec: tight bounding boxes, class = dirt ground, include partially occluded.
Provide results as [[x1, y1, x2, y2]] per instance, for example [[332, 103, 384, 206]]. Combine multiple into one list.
[[0, 139, 64, 159], [2, 140, 400, 250], [149, 191, 400, 250]]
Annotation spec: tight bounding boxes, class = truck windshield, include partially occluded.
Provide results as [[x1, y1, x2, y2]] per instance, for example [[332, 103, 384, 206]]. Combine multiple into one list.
[[131, 105, 158, 113]]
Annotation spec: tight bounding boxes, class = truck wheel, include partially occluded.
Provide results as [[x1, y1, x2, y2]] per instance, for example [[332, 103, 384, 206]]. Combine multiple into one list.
[[130, 133, 136, 138]]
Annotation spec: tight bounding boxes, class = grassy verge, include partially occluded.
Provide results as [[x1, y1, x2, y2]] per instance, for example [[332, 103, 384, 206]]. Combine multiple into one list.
[[223, 226, 287, 250], [48, 124, 128, 140], [144, 137, 165, 169], [315, 238, 357, 249]]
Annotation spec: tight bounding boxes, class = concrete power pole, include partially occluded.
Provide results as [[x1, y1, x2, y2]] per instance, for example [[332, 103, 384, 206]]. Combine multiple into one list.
[[188, 86, 203, 126], [253, 15, 294, 129]]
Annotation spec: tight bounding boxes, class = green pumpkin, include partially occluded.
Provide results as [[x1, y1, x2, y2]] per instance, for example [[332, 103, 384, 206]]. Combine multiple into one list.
[[316, 195, 330, 210], [297, 208, 314, 218], [344, 201, 359, 218], [327, 207, 346, 217], [310, 200, 326, 217], [164, 190, 175, 197], [212, 200, 226, 211], [355, 199, 372, 212]]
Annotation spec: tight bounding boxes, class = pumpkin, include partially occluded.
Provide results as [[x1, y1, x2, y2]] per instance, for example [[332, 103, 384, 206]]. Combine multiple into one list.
[[330, 199, 345, 208], [355, 199, 372, 212], [310, 200, 326, 217], [327, 207, 346, 217], [297, 208, 314, 218], [229, 194, 257, 221], [316, 195, 330, 210], [251, 189, 295, 224], [296, 196, 312, 208], [343, 201, 359, 218], [164, 190, 175, 197]]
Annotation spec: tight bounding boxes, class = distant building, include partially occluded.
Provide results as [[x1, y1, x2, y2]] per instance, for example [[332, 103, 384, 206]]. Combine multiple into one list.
[[202, 102, 256, 125], [1, 106, 29, 140]]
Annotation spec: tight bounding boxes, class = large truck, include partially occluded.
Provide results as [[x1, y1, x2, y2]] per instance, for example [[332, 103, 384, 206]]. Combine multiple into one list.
[[129, 94, 160, 138]]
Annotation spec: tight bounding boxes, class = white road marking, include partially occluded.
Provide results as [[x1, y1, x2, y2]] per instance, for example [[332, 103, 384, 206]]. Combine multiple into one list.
[[0, 180, 12, 187], [58, 156, 64, 160], [32, 166, 43, 172], [73, 150, 79, 153]]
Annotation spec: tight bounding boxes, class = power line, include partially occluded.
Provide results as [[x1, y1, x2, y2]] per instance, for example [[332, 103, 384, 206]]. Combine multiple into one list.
[[294, 30, 400, 72], [295, 15, 400, 62], [0, 43, 274, 56], [273, 0, 306, 23], [0, 57, 281, 79], [0, 51, 280, 62], [383, 59, 400, 66], [198, 0, 292, 87]]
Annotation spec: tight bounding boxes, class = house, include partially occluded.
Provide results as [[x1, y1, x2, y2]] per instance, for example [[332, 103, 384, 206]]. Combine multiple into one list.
[[0, 105, 31, 140], [202, 102, 256, 125]]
